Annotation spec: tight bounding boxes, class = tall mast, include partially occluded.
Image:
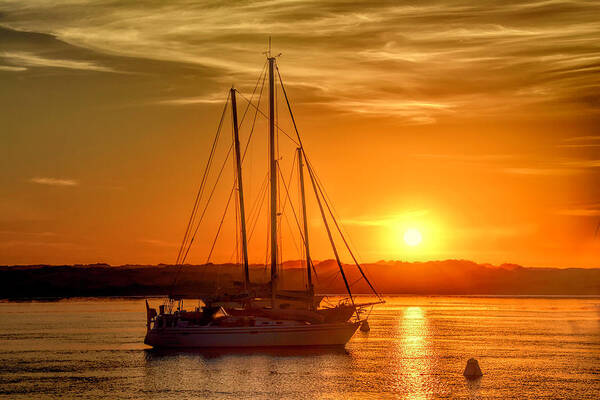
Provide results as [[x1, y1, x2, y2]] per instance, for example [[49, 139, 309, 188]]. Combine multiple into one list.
[[230, 88, 250, 290], [297, 148, 313, 296], [268, 56, 278, 300]]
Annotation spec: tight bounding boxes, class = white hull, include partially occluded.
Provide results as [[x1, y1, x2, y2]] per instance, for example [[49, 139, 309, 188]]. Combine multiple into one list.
[[144, 321, 361, 348]]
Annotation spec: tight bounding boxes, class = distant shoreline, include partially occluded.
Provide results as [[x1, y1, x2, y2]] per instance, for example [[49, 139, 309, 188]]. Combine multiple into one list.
[[2, 294, 600, 303], [1, 260, 598, 299]]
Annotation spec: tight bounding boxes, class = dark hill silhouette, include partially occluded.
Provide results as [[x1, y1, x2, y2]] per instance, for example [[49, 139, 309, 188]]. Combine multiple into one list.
[[0, 260, 598, 299]]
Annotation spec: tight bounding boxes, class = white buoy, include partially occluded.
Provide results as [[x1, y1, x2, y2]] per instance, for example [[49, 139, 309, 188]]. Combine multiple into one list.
[[360, 320, 370, 332], [463, 358, 483, 379]]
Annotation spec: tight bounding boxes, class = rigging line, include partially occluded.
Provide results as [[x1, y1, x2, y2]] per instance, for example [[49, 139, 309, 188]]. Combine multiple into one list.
[[279, 151, 297, 215], [309, 163, 364, 262], [305, 155, 375, 291], [278, 160, 319, 279], [171, 62, 265, 290], [234, 89, 300, 146], [275, 66, 318, 279], [305, 159, 357, 316], [241, 69, 266, 163], [276, 67, 324, 280], [178, 143, 233, 265], [311, 165, 379, 297], [206, 185, 236, 263], [275, 65, 303, 147], [238, 60, 268, 128], [309, 164, 382, 299], [349, 276, 363, 288], [277, 161, 306, 254], [169, 98, 230, 300], [322, 271, 342, 292], [227, 173, 267, 264], [278, 66, 370, 294], [180, 72, 264, 267], [282, 208, 303, 261], [310, 258, 318, 281], [247, 172, 270, 243], [225, 74, 268, 263], [175, 92, 230, 265], [207, 71, 268, 262], [187, 61, 265, 265], [277, 163, 303, 259], [295, 159, 318, 281], [246, 171, 269, 232], [178, 94, 230, 264]]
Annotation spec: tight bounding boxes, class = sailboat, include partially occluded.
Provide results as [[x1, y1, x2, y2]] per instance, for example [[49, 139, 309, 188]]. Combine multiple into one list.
[[144, 49, 383, 348]]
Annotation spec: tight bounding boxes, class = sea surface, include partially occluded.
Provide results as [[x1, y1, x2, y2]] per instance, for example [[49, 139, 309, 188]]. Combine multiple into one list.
[[0, 296, 598, 399]]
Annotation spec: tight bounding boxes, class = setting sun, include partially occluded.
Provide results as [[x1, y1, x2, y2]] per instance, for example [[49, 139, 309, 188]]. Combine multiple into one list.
[[403, 228, 423, 247]]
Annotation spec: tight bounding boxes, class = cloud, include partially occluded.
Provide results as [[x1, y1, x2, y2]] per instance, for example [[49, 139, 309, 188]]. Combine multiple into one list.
[[557, 144, 600, 148], [562, 136, 600, 142], [564, 159, 600, 168], [30, 177, 78, 186], [138, 239, 177, 247], [502, 158, 600, 175], [502, 167, 578, 176], [324, 99, 452, 124], [0, 0, 597, 122], [0, 230, 57, 237], [0, 240, 77, 248], [0, 65, 27, 71], [157, 95, 226, 106], [556, 204, 600, 217], [343, 210, 430, 227], [457, 224, 537, 238], [414, 153, 516, 162], [558, 136, 600, 148], [1, 51, 115, 72]]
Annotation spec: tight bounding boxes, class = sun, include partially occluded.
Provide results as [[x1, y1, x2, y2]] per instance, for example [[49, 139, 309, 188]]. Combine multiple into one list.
[[403, 228, 423, 247]]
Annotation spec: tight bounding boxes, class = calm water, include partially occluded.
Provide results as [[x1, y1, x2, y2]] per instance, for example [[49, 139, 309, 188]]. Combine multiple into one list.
[[0, 296, 598, 399]]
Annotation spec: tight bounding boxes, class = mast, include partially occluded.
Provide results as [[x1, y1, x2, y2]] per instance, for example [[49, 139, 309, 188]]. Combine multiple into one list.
[[297, 148, 313, 296], [230, 88, 250, 290], [268, 56, 278, 301]]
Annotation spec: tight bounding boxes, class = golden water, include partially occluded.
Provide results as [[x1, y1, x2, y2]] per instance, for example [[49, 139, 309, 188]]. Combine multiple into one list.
[[1, 296, 598, 399]]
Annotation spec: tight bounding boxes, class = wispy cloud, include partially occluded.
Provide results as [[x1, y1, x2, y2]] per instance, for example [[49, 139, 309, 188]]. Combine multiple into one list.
[[457, 224, 537, 238], [0, 65, 27, 71], [30, 177, 78, 186], [0, 240, 77, 248], [343, 210, 430, 226], [558, 136, 600, 148], [557, 144, 600, 148], [0, 0, 597, 122], [0, 230, 57, 237], [502, 158, 600, 176], [325, 99, 452, 124], [138, 238, 177, 247], [157, 95, 226, 106], [414, 154, 516, 162], [502, 167, 578, 176], [1, 51, 114, 72], [556, 203, 600, 217], [562, 136, 600, 142], [564, 159, 600, 168]]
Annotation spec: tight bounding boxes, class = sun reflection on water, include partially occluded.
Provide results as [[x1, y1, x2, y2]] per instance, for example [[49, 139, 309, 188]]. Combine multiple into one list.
[[393, 306, 432, 399]]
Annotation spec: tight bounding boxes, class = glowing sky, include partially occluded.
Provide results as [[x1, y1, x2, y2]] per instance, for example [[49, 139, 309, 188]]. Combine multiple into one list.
[[1, 0, 599, 267]]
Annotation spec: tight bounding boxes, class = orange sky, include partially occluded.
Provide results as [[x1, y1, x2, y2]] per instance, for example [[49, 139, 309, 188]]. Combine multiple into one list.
[[1, 0, 599, 267]]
